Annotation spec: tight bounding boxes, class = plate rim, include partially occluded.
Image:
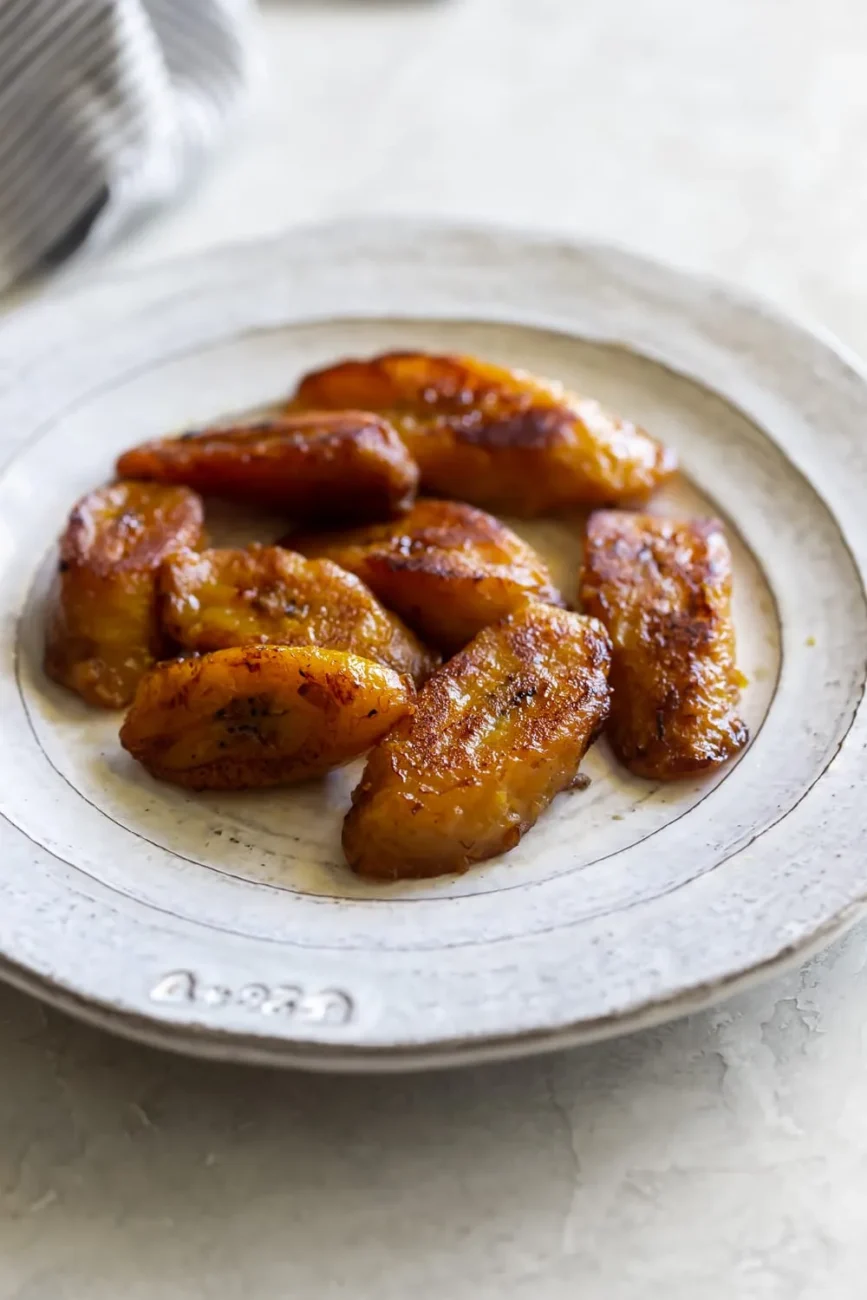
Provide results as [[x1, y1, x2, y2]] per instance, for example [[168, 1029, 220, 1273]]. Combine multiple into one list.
[[0, 899, 862, 1073]]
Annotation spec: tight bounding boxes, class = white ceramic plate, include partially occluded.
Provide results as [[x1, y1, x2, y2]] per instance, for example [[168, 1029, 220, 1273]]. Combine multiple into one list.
[[0, 220, 865, 1071]]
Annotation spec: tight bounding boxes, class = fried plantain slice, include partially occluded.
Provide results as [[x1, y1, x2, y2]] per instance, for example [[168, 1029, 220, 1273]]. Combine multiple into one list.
[[286, 498, 565, 654], [119, 644, 414, 790], [342, 601, 611, 879], [45, 481, 205, 708], [580, 511, 748, 780], [160, 544, 436, 686], [293, 351, 676, 515], [116, 410, 418, 522]]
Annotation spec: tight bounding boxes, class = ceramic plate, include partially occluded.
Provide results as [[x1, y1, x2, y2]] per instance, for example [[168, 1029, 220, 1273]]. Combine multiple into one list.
[[0, 220, 865, 1071]]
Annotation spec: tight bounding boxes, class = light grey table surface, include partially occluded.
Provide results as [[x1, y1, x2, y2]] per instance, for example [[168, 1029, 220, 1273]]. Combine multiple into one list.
[[3, 3, 867, 1296]]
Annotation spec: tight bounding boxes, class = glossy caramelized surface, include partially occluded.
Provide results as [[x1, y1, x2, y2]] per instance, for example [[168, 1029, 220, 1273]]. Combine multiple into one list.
[[44, 480, 205, 708], [160, 544, 436, 686], [343, 601, 611, 879], [580, 511, 748, 779], [288, 498, 564, 654], [294, 351, 676, 516], [117, 410, 418, 522], [120, 644, 414, 790]]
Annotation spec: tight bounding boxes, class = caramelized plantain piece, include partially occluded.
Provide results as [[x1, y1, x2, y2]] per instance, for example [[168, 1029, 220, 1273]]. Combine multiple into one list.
[[116, 411, 418, 522], [293, 351, 676, 516], [160, 544, 436, 686], [120, 644, 414, 790], [286, 498, 564, 654], [343, 602, 611, 879], [580, 511, 748, 780], [45, 481, 205, 708]]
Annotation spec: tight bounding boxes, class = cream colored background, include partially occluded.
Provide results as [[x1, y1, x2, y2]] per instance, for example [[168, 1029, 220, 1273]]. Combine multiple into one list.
[[3, 2, 867, 1296]]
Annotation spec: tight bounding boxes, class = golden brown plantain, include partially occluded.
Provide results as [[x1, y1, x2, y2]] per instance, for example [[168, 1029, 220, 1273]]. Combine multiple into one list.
[[119, 644, 414, 790], [580, 511, 748, 780], [45, 481, 205, 708], [116, 410, 418, 522], [343, 601, 611, 879], [285, 498, 564, 654], [160, 544, 436, 686], [293, 351, 676, 516]]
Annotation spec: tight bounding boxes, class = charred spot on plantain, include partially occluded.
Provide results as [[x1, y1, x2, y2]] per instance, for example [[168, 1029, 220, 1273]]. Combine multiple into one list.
[[297, 679, 336, 712], [224, 723, 267, 741], [450, 408, 572, 450], [213, 694, 285, 740], [323, 673, 361, 708]]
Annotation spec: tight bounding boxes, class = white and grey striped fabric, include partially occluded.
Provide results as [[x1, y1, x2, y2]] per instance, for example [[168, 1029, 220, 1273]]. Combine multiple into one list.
[[0, 0, 256, 290]]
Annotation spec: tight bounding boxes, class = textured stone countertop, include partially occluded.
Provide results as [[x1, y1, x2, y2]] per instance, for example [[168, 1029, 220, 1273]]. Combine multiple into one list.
[[3, 2, 867, 1296]]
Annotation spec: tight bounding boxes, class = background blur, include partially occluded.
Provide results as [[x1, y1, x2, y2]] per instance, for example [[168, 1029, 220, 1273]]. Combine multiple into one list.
[[77, 0, 867, 353]]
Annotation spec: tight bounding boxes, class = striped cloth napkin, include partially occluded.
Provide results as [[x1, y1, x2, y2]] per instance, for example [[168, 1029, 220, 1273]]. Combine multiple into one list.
[[0, 0, 256, 291]]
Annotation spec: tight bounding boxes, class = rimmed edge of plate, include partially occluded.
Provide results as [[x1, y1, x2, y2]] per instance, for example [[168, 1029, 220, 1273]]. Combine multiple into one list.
[[1, 216, 866, 1070], [0, 898, 861, 1073]]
